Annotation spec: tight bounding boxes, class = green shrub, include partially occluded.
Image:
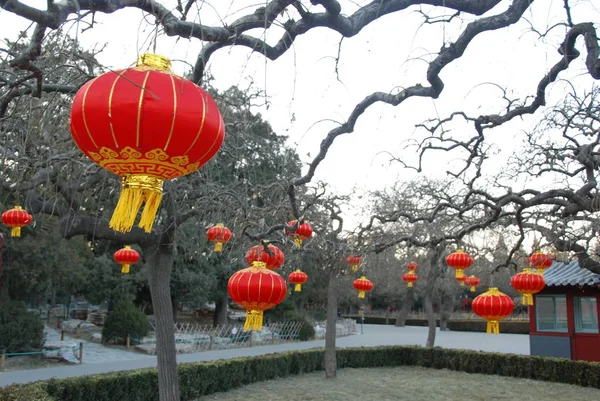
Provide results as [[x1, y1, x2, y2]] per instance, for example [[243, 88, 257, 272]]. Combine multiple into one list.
[[8, 345, 600, 401], [0, 301, 44, 352], [297, 318, 315, 341], [101, 301, 150, 344]]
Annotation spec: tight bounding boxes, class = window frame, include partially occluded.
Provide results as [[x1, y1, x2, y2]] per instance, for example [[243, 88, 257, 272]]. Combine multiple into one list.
[[535, 294, 568, 333], [573, 296, 599, 334]]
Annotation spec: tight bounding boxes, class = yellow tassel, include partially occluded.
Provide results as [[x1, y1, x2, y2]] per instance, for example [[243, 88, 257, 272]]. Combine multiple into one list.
[[460, 281, 465, 286], [294, 284, 302, 292], [352, 264, 358, 272], [358, 290, 365, 299], [486, 320, 500, 334], [10, 227, 21, 237], [213, 242, 223, 252], [244, 310, 263, 331], [293, 237, 303, 248], [455, 269, 464, 279], [407, 282, 413, 288], [109, 175, 163, 233], [522, 294, 533, 306], [469, 286, 476, 292], [121, 264, 130, 274]]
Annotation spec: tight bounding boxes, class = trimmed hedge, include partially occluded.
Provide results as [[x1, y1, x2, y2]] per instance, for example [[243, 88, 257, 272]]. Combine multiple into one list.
[[3, 346, 600, 401], [345, 315, 530, 334]]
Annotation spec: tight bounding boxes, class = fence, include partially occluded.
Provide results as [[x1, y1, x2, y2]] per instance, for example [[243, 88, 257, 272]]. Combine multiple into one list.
[[0, 343, 83, 370], [131, 320, 306, 355]]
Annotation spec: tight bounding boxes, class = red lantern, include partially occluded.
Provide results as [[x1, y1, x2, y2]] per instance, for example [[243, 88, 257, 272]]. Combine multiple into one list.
[[346, 255, 362, 272], [353, 276, 374, 299], [471, 288, 514, 334], [288, 269, 309, 292], [528, 250, 551, 273], [227, 261, 287, 331], [2, 206, 32, 237], [402, 271, 418, 288], [245, 243, 284, 270], [463, 275, 480, 292], [406, 262, 418, 271], [114, 245, 140, 274], [286, 220, 313, 248], [510, 268, 545, 305], [69, 54, 225, 233], [446, 249, 473, 280], [206, 223, 232, 252]]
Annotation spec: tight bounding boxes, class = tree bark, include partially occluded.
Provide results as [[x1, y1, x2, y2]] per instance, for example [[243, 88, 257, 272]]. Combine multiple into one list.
[[145, 241, 180, 401], [213, 291, 229, 326], [324, 270, 338, 379], [425, 244, 445, 348], [395, 289, 412, 327]]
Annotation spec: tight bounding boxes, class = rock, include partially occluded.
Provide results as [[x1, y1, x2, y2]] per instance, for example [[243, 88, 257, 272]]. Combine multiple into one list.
[[91, 333, 102, 343]]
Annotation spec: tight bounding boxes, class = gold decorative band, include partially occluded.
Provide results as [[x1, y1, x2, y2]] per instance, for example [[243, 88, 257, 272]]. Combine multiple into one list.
[[137, 54, 172, 72], [121, 175, 163, 193]]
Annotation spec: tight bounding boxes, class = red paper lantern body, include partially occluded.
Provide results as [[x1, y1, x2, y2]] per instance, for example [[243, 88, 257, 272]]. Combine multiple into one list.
[[403, 271, 418, 288], [288, 269, 309, 292], [1, 206, 32, 237], [245, 244, 285, 270], [346, 255, 362, 272], [446, 249, 474, 280], [464, 275, 480, 292], [114, 245, 140, 274], [406, 262, 418, 271], [70, 54, 225, 233], [227, 262, 287, 331], [528, 251, 552, 274], [510, 268, 546, 305], [207, 223, 232, 252], [286, 220, 313, 248], [353, 276, 374, 299], [471, 287, 514, 334]]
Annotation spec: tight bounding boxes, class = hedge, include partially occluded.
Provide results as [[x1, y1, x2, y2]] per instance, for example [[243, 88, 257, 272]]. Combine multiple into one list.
[[345, 315, 530, 334], [3, 346, 600, 401]]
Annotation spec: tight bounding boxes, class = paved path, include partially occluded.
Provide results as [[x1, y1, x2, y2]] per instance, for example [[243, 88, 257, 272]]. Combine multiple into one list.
[[0, 325, 529, 387]]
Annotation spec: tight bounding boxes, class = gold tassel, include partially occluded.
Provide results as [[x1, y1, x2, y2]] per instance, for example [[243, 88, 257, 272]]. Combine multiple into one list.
[[522, 294, 533, 306], [10, 227, 21, 237], [121, 264, 130, 274], [469, 286, 476, 292], [358, 290, 365, 299], [293, 237, 303, 248], [407, 282, 413, 288], [244, 310, 263, 331], [109, 175, 163, 233], [213, 242, 223, 252], [455, 269, 464, 279], [294, 284, 302, 292], [352, 264, 358, 272], [486, 320, 500, 334], [460, 281, 465, 286]]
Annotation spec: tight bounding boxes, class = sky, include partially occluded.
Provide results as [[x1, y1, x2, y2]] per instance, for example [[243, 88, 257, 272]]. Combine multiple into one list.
[[0, 1, 599, 231]]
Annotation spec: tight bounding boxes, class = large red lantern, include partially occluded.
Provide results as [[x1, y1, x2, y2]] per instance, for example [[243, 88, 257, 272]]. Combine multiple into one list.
[[471, 287, 514, 334], [206, 223, 232, 252], [114, 245, 140, 274], [70, 54, 225, 234], [446, 249, 473, 280], [402, 271, 418, 288], [353, 276, 374, 299], [227, 261, 287, 331], [288, 269, 309, 292], [346, 255, 362, 272], [510, 268, 545, 305], [406, 262, 418, 271], [463, 275, 480, 292], [245, 243, 285, 270], [2, 206, 32, 237], [286, 220, 313, 248], [528, 250, 552, 274]]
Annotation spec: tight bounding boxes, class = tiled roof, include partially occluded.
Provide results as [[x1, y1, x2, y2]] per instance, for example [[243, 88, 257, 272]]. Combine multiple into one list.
[[543, 260, 600, 286]]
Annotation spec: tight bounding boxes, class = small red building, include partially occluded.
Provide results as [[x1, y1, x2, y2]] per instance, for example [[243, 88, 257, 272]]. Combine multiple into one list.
[[529, 261, 600, 362]]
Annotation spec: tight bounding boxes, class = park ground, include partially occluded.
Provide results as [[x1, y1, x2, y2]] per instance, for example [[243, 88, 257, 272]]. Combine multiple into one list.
[[0, 324, 528, 387]]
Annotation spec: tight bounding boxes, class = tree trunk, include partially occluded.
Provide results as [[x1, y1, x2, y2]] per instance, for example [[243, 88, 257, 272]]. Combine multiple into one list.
[[424, 291, 436, 348], [324, 270, 338, 379], [213, 291, 229, 326], [145, 243, 180, 401], [395, 289, 412, 327]]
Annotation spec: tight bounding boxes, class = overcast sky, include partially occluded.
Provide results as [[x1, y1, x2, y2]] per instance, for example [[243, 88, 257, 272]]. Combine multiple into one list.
[[1, 1, 599, 230]]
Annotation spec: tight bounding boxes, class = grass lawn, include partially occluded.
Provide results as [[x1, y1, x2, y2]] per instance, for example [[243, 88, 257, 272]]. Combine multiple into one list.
[[197, 366, 600, 401]]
